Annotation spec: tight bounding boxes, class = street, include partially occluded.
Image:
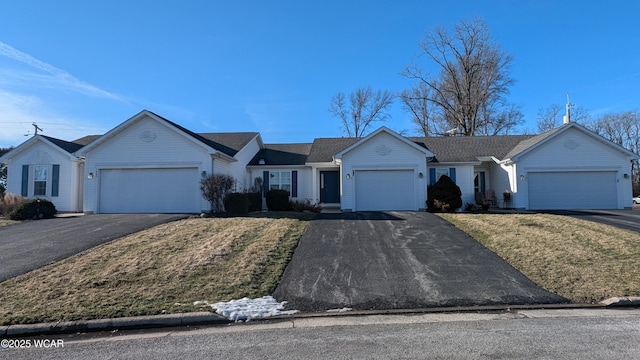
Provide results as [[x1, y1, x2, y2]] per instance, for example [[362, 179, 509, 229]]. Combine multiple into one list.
[[3, 308, 639, 359]]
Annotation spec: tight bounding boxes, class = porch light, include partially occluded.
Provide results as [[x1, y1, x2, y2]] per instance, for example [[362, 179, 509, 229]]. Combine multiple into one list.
[[519, 175, 525, 181], [624, 173, 629, 179], [87, 172, 94, 179], [418, 172, 424, 179], [201, 171, 207, 178], [346, 173, 351, 180]]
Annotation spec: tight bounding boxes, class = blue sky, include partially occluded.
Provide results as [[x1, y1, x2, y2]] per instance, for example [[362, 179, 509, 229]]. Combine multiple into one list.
[[1, 1, 638, 148]]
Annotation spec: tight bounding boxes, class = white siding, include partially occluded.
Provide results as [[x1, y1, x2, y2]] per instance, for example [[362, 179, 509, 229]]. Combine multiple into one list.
[[517, 127, 634, 209], [4, 140, 81, 212], [229, 135, 261, 191], [83, 115, 215, 213], [340, 132, 428, 211]]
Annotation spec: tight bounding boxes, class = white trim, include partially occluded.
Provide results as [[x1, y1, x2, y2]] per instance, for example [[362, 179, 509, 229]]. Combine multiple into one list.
[[333, 126, 434, 160]]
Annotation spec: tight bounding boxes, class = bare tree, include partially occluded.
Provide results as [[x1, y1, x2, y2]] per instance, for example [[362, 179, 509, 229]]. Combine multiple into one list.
[[0, 147, 12, 197], [329, 86, 395, 137], [402, 18, 521, 136], [399, 84, 435, 137], [586, 110, 640, 194], [537, 103, 591, 133]]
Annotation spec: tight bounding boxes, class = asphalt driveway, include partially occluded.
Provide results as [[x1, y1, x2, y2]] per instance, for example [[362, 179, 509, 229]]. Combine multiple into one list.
[[273, 212, 567, 311], [539, 208, 640, 233], [0, 214, 187, 282]]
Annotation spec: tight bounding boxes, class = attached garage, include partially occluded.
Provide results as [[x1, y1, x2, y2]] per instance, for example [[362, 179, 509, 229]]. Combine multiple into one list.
[[355, 170, 415, 211], [99, 168, 201, 213], [527, 171, 618, 210]]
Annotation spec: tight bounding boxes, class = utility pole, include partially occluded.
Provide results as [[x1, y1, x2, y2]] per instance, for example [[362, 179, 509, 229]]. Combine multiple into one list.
[[563, 93, 574, 124], [32, 122, 43, 135]]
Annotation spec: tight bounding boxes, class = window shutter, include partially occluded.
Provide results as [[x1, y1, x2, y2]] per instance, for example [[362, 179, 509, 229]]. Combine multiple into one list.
[[291, 171, 298, 197], [429, 168, 436, 185], [449, 168, 456, 183], [21, 165, 29, 196], [262, 171, 269, 197], [52, 164, 60, 197]]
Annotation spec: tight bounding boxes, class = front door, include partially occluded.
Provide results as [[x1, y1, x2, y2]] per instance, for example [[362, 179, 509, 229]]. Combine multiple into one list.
[[320, 171, 340, 203]]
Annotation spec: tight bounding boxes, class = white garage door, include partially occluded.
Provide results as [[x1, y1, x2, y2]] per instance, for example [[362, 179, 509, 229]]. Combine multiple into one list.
[[99, 168, 201, 213], [355, 170, 415, 211], [528, 171, 618, 210]]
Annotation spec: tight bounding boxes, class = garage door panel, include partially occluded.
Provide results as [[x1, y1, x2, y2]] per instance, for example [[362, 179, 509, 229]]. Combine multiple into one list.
[[355, 170, 415, 211], [100, 168, 200, 213], [528, 171, 617, 210]]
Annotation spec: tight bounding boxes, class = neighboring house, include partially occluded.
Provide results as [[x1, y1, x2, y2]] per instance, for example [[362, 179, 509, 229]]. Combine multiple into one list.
[[1, 110, 637, 213]]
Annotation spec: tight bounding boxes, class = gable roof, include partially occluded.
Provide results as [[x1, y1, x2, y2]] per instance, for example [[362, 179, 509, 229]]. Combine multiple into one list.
[[248, 143, 312, 165], [334, 126, 435, 160], [76, 110, 257, 159], [73, 135, 103, 146], [149, 111, 258, 157], [0, 135, 85, 163], [503, 122, 639, 162]]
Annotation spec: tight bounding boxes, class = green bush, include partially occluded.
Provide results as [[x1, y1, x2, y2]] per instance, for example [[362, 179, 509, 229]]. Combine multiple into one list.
[[223, 192, 250, 215], [9, 198, 57, 220], [427, 175, 462, 213], [266, 189, 290, 211], [246, 191, 262, 212]]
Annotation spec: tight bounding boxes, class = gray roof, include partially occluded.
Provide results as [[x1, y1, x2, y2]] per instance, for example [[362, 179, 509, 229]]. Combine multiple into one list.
[[502, 125, 566, 160], [149, 111, 258, 157], [73, 135, 102, 146], [306, 138, 360, 162], [199, 132, 260, 156], [249, 143, 312, 165], [413, 135, 536, 163], [41, 135, 85, 154]]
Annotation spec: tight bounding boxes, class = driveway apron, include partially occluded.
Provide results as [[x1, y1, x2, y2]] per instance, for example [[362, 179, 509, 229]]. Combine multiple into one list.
[[273, 212, 567, 311], [0, 214, 187, 282]]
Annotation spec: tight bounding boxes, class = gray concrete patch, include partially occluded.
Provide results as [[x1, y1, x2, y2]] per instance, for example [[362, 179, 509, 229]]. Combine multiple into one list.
[[273, 211, 568, 311], [0, 213, 188, 282]]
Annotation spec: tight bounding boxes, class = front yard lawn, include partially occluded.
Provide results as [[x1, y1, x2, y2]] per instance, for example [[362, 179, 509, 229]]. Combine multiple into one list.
[[0, 214, 310, 325], [438, 213, 640, 304]]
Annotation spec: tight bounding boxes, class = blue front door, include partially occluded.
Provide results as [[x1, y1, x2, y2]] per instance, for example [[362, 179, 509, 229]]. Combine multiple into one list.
[[320, 171, 340, 203]]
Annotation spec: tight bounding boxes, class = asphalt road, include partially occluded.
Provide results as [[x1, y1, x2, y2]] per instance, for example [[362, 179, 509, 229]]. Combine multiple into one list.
[[273, 211, 567, 311], [0, 214, 188, 282], [5, 309, 640, 359]]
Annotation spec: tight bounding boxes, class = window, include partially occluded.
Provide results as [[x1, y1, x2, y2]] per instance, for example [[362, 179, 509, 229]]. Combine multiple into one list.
[[269, 171, 291, 192], [34, 165, 47, 196], [436, 168, 450, 181]]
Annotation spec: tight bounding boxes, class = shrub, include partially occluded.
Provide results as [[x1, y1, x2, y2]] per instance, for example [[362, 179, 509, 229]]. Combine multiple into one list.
[[266, 189, 290, 211], [9, 198, 57, 220], [427, 175, 462, 213], [289, 199, 322, 213], [223, 192, 250, 215], [0, 193, 29, 217], [246, 191, 262, 212], [200, 174, 235, 213]]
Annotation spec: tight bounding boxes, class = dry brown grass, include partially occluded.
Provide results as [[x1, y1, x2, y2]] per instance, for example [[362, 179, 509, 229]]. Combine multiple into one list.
[[0, 216, 309, 325], [438, 213, 640, 303], [0, 219, 19, 227], [0, 193, 28, 218]]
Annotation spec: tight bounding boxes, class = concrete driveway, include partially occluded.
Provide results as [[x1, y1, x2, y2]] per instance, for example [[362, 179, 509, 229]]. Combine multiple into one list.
[[273, 212, 567, 311], [0, 214, 188, 282]]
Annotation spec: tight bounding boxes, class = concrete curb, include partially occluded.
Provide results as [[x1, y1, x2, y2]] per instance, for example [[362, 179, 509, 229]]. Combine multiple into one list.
[[1, 312, 229, 337], [2, 300, 638, 337]]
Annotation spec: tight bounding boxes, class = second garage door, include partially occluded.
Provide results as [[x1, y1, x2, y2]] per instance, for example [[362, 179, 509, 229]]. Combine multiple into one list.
[[99, 168, 201, 213], [355, 170, 415, 211], [527, 171, 618, 210]]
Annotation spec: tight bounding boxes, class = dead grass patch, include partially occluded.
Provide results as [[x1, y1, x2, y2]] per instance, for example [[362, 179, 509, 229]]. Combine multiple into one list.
[[438, 213, 640, 303], [0, 216, 309, 325], [0, 218, 19, 227]]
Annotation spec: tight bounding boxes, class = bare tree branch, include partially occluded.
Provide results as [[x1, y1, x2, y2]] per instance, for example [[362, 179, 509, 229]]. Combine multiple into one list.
[[402, 18, 521, 136], [329, 86, 395, 137]]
